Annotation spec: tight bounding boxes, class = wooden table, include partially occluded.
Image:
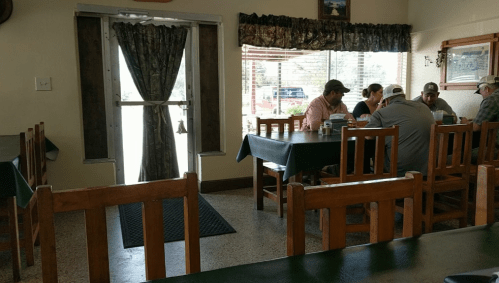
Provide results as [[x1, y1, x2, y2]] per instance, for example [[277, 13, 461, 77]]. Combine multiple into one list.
[[145, 223, 499, 282], [236, 131, 359, 210], [0, 134, 58, 207]]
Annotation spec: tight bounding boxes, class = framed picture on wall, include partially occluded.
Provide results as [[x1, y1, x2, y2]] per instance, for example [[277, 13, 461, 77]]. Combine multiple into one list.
[[318, 0, 350, 22], [440, 33, 499, 90]]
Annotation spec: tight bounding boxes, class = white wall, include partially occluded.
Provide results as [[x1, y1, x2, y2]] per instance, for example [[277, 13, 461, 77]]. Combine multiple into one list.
[[0, 0, 408, 191], [408, 0, 499, 119]]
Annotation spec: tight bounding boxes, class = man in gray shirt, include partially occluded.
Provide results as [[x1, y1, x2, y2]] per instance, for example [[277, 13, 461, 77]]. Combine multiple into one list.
[[366, 84, 435, 176], [412, 82, 457, 122]]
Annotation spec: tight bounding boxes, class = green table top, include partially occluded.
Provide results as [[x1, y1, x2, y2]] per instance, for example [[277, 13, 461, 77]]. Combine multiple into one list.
[[0, 135, 58, 207]]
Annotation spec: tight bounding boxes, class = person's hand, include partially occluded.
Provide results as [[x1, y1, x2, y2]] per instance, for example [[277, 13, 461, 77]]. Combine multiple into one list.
[[345, 113, 355, 121], [376, 101, 385, 111], [460, 117, 469, 124]]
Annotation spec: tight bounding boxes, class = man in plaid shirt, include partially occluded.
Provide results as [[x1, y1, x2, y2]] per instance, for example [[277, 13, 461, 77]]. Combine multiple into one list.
[[461, 75, 499, 163], [461, 75, 499, 131]]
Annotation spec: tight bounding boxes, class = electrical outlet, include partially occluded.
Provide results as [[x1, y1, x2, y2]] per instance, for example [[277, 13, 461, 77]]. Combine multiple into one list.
[[35, 77, 52, 91]]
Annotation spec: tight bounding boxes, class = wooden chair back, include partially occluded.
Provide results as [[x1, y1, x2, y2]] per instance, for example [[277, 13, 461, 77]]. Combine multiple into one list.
[[256, 117, 293, 135], [427, 124, 473, 183], [0, 128, 37, 281], [35, 122, 48, 186], [287, 171, 423, 255], [322, 125, 399, 183], [38, 172, 201, 283], [477, 121, 499, 167], [290, 114, 305, 131], [20, 128, 36, 189], [475, 164, 499, 225]]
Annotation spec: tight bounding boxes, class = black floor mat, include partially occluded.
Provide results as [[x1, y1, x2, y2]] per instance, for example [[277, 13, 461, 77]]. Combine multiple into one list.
[[118, 194, 236, 249]]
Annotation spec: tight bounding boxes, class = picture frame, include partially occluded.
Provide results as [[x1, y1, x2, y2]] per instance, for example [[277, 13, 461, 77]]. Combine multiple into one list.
[[440, 33, 499, 90], [318, 0, 350, 22]]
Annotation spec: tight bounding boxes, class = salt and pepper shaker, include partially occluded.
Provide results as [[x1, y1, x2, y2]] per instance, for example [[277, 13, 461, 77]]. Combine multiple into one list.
[[324, 126, 331, 135], [347, 118, 355, 128]]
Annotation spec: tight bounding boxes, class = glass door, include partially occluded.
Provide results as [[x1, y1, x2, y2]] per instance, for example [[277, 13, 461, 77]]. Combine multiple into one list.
[[110, 19, 194, 184]]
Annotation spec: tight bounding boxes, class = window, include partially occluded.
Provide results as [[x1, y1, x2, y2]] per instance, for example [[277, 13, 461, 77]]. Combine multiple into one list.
[[242, 45, 407, 135]]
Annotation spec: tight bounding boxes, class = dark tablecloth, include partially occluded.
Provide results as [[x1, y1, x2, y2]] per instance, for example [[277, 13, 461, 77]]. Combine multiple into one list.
[[236, 131, 351, 181], [0, 135, 59, 207]]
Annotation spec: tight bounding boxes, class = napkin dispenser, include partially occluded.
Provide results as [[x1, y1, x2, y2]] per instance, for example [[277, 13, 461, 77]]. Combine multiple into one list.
[[442, 114, 454, 125], [325, 119, 348, 135]]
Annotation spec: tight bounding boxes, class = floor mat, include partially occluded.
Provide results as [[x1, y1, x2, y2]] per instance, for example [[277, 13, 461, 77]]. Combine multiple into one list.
[[118, 194, 236, 248]]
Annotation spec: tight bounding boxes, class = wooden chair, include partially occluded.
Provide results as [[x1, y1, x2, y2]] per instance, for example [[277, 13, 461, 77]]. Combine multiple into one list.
[[287, 171, 422, 255], [38, 172, 201, 282], [0, 128, 37, 282], [256, 116, 294, 217], [35, 122, 48, 187], [475, 164, 499, 225], [290, 114, 305, 131], [320, 125, 399, 232], [468, 121, 499, 221], [422, 123, 473, 233]]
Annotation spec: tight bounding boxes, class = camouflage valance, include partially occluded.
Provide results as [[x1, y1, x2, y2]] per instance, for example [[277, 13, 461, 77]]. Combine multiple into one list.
[[238, 13, 411, 52]]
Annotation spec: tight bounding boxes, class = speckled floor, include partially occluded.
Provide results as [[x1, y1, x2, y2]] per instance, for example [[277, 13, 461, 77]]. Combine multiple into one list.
[[0, 187, 476, 283]]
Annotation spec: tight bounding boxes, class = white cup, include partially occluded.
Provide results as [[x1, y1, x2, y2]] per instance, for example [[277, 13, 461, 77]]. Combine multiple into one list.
[[432, 110, 444, 121]]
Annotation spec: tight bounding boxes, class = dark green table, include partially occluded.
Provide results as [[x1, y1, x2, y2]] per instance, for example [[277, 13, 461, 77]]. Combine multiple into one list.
[[146, 223, 499, 283], [0, 135, 58, 208], [237, 131, 346, 181], [236, 131, 363, 210]]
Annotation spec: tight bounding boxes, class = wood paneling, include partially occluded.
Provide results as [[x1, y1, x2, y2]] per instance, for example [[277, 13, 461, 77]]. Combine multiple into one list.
[[199, 24, 220, 152], [77, 16, 108, 160]]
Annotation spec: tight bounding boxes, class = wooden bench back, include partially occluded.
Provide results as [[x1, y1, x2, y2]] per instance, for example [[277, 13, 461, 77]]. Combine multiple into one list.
[[256, 117, 293, 135], [38, 172, 200, 282], [476, 164, 499, 225], [287, 171, 422, 256]]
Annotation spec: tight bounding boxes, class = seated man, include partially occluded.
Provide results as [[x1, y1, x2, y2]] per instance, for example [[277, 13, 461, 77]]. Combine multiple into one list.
[[366, 84, 435, 176], [301, 79, 354, 131], [412, 82, 457, 122], [461, 75, 499, 163]]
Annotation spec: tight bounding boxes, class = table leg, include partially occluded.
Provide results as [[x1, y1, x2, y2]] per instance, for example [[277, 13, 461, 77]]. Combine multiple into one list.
[[253, 157, 263, 210], [7, 196, 21, 282]]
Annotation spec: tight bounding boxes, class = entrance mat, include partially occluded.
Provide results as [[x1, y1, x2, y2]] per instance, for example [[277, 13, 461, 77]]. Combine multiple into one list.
[[118, 194, 236, 249]]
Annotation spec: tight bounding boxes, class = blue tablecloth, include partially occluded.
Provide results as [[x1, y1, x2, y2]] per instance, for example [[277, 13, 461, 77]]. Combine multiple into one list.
[[236, 131, 354, 181], [0, 135, 59, 207]]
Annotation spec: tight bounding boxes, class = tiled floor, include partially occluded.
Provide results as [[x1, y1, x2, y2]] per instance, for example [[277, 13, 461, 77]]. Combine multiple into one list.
[[0, 187, 469, 283]]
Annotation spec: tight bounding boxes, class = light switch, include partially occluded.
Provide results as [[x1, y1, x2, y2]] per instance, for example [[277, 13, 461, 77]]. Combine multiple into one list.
[[35, 77, 52, 91]]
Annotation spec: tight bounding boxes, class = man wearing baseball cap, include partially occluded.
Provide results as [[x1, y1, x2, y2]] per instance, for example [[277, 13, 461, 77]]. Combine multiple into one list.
[[461, 75, 499, 132], [301, 79, 354, 131], [366, 84, 435, 176], [412, 82, 456, 120]]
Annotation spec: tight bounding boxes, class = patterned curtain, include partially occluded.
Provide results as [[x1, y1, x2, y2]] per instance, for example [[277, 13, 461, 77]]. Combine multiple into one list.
[[239, 13, 412, 52], [113, 23, 188, 181]]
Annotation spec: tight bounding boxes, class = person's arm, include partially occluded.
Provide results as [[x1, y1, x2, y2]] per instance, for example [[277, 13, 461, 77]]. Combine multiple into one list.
[[440, 100, 457, 120], [460, 117, 481, 131], [339, 103, 355, 121], [306, 104, 323, 131], [364, 112, 382, 139]]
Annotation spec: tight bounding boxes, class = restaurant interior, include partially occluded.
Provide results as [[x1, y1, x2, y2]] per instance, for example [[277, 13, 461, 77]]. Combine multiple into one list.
[[2, 0, 499, 282]]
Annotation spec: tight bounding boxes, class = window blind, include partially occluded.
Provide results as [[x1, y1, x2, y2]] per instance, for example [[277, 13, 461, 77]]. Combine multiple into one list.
[[242, 45, 407, 134]]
